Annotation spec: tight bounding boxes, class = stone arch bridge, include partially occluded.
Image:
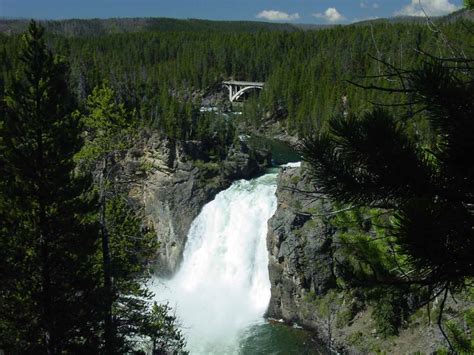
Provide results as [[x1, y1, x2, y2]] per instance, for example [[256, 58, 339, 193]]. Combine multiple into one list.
[[222, 80, 264, 102]]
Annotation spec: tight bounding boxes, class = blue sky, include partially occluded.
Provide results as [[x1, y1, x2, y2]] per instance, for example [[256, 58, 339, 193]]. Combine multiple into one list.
[[0, 0, 465, 23]]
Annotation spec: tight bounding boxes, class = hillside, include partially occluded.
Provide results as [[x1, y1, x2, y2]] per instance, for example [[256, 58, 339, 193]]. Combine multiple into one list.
[[0, 17, 298, 36], [1, 9, 472, 37], [353, 8, 473, 26]]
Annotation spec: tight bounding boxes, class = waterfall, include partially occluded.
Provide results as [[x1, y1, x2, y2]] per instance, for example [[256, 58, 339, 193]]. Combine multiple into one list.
[[150, 171, 278, 354]]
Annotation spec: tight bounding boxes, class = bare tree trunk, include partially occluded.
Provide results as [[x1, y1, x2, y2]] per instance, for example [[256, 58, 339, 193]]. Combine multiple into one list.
[[99, 156, 114, 354]]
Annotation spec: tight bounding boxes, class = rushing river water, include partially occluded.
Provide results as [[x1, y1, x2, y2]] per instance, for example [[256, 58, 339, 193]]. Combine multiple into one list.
[[150, 168, 322, 354]]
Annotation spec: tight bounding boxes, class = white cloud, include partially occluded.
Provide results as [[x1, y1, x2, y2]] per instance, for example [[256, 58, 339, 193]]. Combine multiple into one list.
[[313, 7, 346, 23], [396, 0, 460, 17], [256, 10, 300, 21]]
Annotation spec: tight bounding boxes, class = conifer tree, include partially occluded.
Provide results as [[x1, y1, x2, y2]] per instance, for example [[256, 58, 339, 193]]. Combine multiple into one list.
[[0, 20, 100, 353], [77, 83, 134, 353], [77, 83, 187, 354], [301, 36, 474, 351]]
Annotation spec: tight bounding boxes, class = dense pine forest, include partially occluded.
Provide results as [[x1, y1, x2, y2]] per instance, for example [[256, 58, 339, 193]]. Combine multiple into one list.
[[1, 14, 472, 138], [1, 5, 473, 353]]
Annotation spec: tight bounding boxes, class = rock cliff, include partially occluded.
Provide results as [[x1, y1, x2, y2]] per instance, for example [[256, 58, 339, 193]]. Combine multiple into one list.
[[266, 164, 337, 329], [266, 165, 468, 354], [113, 131, 271, 276]]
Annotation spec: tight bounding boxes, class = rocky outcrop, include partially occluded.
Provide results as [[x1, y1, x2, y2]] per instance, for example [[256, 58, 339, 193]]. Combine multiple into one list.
[[266, 165, 337, 328], [266, 165, 467, 354], [114, 131, 271, 276]]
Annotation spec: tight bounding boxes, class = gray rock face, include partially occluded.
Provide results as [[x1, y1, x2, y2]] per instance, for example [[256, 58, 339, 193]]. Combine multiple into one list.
[[266, 165, 337, 328], [115, 132, 270, 276], [266, 165, 470, 354]]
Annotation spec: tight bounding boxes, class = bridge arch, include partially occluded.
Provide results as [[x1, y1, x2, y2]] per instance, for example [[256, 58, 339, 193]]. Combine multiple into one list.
[[223, 80, 265, 103]]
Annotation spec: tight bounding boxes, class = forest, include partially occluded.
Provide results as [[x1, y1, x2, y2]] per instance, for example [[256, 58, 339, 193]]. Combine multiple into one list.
[[1, 14, 472, 139], [0, 6, 473, 354]]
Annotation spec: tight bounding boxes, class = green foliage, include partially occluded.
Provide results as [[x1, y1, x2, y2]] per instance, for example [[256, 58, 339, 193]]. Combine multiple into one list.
[[302, 25, 474, 351], [302, 56, 474, 290], [1, 20, 471, 138], [346, 331, 364, 346], [79, 83, 187, 352], [290, 175, 301, 185], [0, 17, 298, 36], [330, 207, 403, 287], [106, 197, 157, 287], [78, 83, 187, 352], [76, 82, 135, 167], [464, 0, 474, 10], [445, 320, 473, 353], [443, 289, 474, 353], [193, 159, 220, 176], [194, 113, 236, 160], [1, 22, 186, 353], [315, 290, 342, 319], [153, 89, 199, 140], [335, 294, 363, 329], [103, 196, 160, 351], [326, 207, 414, 337], [370, 287, 407, 337], [0, 13, 472, 353], [142, 302, 188, 355], [0, 20, 101, 352]]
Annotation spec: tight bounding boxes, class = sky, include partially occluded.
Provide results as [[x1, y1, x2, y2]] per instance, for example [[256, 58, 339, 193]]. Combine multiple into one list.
[[0, 0, 465, 24]]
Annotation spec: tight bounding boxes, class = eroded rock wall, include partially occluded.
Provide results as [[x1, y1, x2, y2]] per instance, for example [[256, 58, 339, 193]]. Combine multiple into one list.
[[266, 165, 336, 328], [113, 132, 270, 276], [266, 165, 462, 354]]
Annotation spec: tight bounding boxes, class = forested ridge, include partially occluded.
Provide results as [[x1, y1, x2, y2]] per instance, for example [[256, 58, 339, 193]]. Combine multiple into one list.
[[0, 17, 299, 36], [1, 15, 472, 138], [1, 9, 472, 36]]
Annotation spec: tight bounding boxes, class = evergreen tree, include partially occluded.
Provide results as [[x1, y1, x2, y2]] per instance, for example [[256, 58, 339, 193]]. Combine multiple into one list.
[[143, 302, 187, 355], [0, 20, 100, 352], [301, 45, 474, 349], [77, 84, 187, 353], [77, 83, 135, 353]]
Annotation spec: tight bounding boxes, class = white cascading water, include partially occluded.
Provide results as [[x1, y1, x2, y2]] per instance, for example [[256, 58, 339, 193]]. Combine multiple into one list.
[[150, 171, 278, 354]]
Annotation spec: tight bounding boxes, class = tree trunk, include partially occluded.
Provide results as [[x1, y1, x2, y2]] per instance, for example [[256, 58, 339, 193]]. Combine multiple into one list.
[[36, 98, 54, 353], [99, 156, 114, 354], [40, 227, 53, 354]]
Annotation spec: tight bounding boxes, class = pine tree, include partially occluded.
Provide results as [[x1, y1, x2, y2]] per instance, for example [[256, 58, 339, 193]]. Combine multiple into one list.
[[0, 20, 101, 353], [77, 83, 135, 353], [78, 83, 187, 353], [301, 41, 474, 351], [303, 58, 474, 278], [143, 302, 187, 354]]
